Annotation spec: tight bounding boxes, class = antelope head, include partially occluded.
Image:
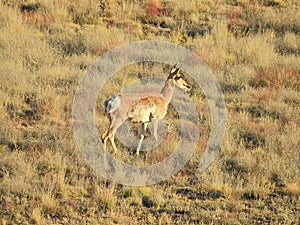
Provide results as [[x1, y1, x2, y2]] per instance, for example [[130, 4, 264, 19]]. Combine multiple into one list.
[[168, 65, 191, 91]]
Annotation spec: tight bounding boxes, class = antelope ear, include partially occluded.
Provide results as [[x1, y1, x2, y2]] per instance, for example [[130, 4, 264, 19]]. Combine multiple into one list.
[[170, 65, 178, 74]]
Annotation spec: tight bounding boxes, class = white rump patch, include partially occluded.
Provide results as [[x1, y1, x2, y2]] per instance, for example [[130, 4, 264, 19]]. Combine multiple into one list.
[[104, 96, 121, 113]]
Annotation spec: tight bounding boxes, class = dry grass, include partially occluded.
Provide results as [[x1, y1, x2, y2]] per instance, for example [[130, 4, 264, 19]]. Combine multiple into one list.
[[0, 0, 299, 224]]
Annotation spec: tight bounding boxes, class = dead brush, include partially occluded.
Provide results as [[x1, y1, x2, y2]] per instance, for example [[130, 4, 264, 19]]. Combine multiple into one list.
[[250, 65, 300, 91]]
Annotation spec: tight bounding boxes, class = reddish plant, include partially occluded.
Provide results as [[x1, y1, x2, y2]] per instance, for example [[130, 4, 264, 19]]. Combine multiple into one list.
[[146, 0, 163, 18], [251, 65, 300, 91]]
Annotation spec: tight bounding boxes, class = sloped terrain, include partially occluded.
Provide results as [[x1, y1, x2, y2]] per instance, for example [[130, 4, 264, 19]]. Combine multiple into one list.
[[0, 0, 299, 224]]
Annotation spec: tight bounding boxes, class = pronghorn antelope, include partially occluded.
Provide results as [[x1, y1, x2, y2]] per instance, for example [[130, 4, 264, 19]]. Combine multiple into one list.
[[101, 65, 191, 155]]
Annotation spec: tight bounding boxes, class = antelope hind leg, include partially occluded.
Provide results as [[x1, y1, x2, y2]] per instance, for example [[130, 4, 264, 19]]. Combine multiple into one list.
[[136, 123, 148, 155]]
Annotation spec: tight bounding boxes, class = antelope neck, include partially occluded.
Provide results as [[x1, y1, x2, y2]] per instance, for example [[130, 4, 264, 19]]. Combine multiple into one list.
[[160, 79, 176, 103]]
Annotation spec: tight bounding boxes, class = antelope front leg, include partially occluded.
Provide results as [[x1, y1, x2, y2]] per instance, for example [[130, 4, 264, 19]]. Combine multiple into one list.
[[136, 122, 148, 155], [151, 118, 159, 141]]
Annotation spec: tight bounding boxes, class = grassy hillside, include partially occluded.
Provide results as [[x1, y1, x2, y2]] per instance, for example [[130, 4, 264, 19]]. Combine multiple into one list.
[[0, 0, 299, 224]]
